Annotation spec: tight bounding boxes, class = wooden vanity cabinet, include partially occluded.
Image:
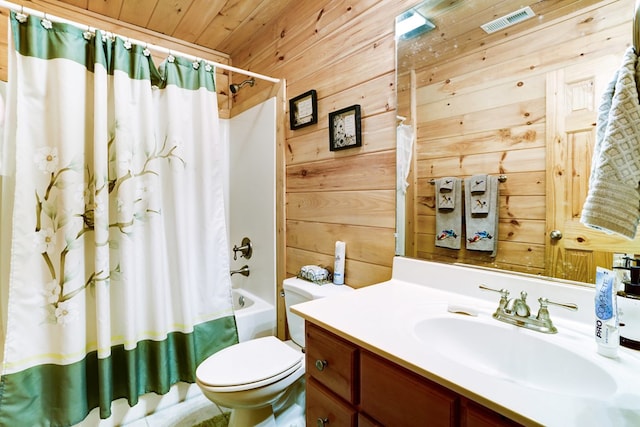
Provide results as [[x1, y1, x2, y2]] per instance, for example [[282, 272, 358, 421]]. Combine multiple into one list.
[[305, 322, 359, 426], [460, 399, 523, 427], [307, 376, 357, 426], [360, 350, 458, 426], [305, 321, 523, 427]]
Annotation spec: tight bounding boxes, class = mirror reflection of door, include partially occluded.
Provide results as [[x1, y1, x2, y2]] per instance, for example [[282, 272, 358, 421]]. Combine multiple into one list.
[[547, 55, 640, 283]]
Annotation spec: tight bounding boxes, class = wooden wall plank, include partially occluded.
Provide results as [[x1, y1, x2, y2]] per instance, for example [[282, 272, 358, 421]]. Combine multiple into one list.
[[286, 247, 391, 288], [287, 190, 395, 229], [287, 111, 396, 165], [419, 98, 547, 139], [416, 147, 546, 178], [287, 220, 395, 267], [287, 150, 395, 192], [415, 124, 546, 160], [287, 34, 396, 106]]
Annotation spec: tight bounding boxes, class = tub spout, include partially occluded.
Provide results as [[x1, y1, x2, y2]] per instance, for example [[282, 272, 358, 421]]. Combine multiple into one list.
[[230, 265, 250, 277]]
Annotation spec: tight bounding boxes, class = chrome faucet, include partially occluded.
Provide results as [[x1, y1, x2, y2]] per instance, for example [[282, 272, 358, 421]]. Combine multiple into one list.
[[230, 265, 250, 277], [479, 285, 578, 334]]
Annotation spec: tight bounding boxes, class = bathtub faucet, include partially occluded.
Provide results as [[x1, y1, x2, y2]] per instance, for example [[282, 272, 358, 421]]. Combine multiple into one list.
[[230, 265, 250, 277]]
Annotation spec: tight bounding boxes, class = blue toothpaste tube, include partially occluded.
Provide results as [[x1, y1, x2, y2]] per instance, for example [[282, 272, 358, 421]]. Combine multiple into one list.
[[594, 267, 619, 358]]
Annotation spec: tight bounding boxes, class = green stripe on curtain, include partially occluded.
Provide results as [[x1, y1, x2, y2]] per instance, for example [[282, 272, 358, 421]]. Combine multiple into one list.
[[10, 12, 216, 92], [0, 316, 238, 426], [156, 56, 216, 91]]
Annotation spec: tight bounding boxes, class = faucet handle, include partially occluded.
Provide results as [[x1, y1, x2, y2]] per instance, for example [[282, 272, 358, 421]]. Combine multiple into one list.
[[479, 284, 510, 299], [479, 285, 510, 312], [538, 297, 578, 312], [536, 297, 578, 323]]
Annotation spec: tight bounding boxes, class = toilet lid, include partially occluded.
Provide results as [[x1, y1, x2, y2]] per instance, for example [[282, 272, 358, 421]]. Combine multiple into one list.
[[196, 336, 303, 389]]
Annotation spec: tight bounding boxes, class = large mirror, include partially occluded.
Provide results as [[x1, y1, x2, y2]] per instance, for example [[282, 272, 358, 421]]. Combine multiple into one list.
[[396, 0, 638, 284]]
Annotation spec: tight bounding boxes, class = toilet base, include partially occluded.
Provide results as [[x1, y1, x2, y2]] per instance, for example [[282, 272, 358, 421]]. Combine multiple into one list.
[[229, 405, 276, 427]]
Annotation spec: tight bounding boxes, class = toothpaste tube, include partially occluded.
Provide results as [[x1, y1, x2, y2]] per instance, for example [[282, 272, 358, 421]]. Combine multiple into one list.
[[594, 267, 619, 358]]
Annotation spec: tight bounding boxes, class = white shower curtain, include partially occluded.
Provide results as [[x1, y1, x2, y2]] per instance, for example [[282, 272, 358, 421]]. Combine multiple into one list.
[[0, 12, 237, 426]]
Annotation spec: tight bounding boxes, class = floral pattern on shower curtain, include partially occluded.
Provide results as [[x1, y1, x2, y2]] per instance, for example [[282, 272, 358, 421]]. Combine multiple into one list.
[[0, 12, 238, 426]]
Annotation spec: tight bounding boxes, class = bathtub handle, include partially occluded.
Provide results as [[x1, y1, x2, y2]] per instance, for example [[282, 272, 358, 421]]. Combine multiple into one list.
[[232, 237, 252, 260]]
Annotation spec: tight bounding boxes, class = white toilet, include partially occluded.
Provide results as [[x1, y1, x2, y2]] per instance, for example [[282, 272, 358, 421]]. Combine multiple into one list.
[[196, 277, 353, 427]]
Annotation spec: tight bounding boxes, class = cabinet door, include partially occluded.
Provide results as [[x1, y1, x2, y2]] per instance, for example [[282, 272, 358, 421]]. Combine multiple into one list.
[[360, 350, 458, 427], [305, 322, 359, 404], [358, 413, 384, 427], [461, 398, 523, 427], [307, 376, 357, 427]]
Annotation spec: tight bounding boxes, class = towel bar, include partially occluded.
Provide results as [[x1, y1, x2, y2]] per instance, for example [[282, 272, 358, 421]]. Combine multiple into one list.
[[430, 174, 507, 185]]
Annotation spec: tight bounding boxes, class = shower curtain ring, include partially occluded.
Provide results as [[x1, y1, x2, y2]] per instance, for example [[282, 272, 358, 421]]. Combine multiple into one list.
[[41, 13, 52, 30], [83, 25, 93, 41], [15, 6, 27, 23]]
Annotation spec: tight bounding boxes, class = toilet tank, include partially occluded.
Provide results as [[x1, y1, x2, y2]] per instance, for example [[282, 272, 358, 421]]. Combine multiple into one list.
[[283, 277, 353, 347]]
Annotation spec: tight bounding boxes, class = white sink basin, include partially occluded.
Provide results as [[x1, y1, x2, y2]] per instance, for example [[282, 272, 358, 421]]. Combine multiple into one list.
[[413, 315, 617, 398]]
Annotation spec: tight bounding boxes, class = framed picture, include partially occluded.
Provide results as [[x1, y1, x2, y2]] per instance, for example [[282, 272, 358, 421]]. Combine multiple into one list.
[[289, 90, 318, 130], [329, 104, 362, 151]]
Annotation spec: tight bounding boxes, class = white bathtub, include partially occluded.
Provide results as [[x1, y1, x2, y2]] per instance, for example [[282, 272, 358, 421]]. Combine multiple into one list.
[[232, 288, 276, 342]]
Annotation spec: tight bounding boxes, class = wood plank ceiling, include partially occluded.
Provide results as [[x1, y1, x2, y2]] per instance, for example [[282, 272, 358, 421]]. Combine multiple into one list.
[[51, 0, 603, 64], [54, 0, 296, 57]]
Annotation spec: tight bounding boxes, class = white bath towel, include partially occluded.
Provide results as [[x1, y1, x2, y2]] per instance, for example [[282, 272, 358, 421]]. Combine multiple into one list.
[[581, 47, 640, 239], [465, 175, 499, 256], [435, 177, 462, 250]]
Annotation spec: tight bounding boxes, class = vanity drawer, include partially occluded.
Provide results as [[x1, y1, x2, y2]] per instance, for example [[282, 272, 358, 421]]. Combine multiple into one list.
[[360, 350, 459, 426], [305, 321, 359, 404], [306, 376, 357, 427]]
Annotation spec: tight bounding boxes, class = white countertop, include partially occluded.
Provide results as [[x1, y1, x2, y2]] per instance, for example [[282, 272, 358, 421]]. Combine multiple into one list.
[[291, 257, 640, 427]]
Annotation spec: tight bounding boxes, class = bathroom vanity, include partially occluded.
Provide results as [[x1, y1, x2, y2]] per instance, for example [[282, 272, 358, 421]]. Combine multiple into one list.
[[291, 257, 640, 426], [305, 321, 519, 426]]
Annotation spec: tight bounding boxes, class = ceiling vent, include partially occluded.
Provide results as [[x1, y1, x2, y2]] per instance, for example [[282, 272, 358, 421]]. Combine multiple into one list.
[[480, 6, 536, 34]]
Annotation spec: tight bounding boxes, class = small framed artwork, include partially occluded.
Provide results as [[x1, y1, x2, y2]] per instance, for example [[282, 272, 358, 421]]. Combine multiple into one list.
[[289, 90, 318, 130], [329, 104, 362, 151]]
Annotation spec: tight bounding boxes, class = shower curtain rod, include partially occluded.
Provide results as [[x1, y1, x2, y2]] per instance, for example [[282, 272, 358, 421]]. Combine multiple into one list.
[[0, 0, 281, 84]]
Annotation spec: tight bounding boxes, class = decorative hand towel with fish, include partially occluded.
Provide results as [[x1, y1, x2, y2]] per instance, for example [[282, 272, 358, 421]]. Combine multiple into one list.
[[464, 174, 499, 257], [435, 177, 462, 250]]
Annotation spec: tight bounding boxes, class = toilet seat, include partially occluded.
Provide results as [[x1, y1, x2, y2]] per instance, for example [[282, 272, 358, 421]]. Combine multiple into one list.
[[196, 336, 303, 393]]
